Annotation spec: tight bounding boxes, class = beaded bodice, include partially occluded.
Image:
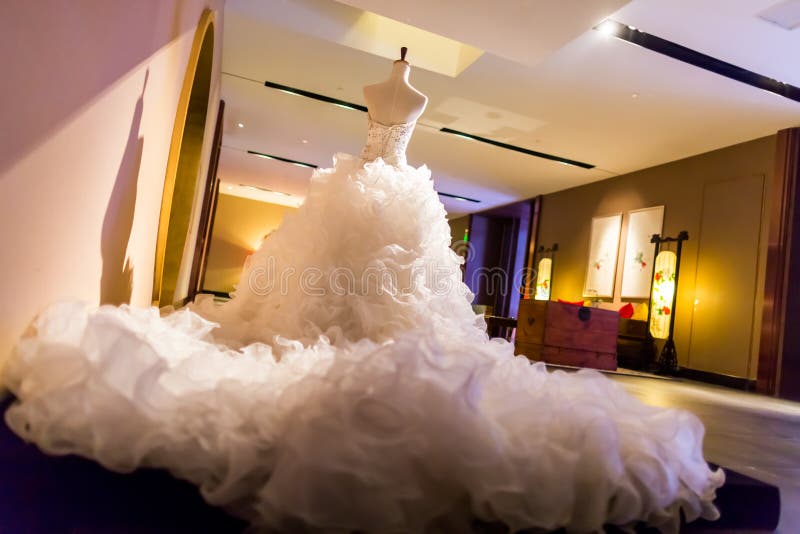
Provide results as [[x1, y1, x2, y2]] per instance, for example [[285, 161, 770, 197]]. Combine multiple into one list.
[[359, 116, 416, 167]]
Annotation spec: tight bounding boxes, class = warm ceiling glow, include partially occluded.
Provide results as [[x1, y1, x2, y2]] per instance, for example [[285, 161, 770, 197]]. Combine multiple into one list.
[[340, 11, 483, 77], [237, 122, 244, 128], [221, 182, 303, 208]]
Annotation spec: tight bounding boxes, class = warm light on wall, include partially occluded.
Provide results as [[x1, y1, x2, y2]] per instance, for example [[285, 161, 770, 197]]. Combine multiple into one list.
[[535, 258, 552, 301], [649, 250, 676, 339]]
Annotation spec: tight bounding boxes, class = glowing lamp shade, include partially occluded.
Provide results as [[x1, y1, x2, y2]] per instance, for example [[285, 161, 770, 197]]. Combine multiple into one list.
[[535, 258, 552, 301], [649, 250, 677, 339]]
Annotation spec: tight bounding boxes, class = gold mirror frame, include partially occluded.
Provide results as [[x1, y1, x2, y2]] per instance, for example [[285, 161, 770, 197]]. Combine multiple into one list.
[[152, 9, 215, 306]]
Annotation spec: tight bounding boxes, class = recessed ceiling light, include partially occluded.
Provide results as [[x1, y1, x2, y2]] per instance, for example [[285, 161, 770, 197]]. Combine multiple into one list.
[[301, 139, 309, 144], [237, 122, 244, 128], [631, 93, 639, 99]]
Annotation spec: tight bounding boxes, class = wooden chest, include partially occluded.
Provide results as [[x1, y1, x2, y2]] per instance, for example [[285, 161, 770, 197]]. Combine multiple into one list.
[[514, 300, 618, 370]]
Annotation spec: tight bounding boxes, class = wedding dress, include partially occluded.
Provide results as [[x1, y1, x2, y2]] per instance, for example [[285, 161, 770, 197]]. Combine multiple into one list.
[[3, 112, 723, 533]]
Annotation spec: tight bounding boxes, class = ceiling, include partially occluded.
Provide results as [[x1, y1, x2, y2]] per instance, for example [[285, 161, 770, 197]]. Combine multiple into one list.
[[218, 0, 800, 218]]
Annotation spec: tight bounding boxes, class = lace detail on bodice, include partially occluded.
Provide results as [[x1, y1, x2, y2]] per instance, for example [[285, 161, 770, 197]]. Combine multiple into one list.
[[359, 116, 416, 167]]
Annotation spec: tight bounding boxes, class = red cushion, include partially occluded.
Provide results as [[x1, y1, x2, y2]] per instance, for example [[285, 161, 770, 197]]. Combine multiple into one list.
[[619, 302, 634, 319], [557, 298, 585, 306]]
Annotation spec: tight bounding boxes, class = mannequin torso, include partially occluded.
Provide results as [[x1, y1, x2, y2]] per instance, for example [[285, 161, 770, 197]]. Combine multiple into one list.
[[363, 61, 427, 125]]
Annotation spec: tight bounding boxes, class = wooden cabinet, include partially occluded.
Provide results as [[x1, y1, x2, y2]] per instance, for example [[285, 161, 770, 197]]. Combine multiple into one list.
[[515, 300, 618, 370], [617, 318, 655, 370]]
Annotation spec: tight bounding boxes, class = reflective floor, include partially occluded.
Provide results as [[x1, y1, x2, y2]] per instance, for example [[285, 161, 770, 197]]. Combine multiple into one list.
[[608, 373, 800, 533]]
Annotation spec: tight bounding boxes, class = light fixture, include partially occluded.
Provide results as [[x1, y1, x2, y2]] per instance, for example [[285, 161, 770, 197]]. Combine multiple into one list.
[[436, 191, 480, 203], [649, 251, 676, 340], [226, 185, 233, 191], [597, 19, 620, 36], [646, 231, 689, 375], [301, 139, 309, 144], [241, 184, 292, 196], [263, 80, 368, 112], [258, 78, 595, 165], [532, 244, 558, 301], [440, 128, 595, 169], [592, 19, 800, 103], [535, 258, 552, 301], [631, 93, 639, 99], [237, 122, 244, 128], [445, 129, 591, 168], [247, 150, 318, 169]]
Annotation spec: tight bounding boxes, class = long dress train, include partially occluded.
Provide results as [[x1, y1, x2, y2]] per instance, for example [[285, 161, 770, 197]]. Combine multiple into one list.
[[3, 116, 723, 533]]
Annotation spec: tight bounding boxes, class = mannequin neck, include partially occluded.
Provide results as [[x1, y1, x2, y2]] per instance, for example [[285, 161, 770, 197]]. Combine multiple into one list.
[[390, 61, 411, 83]]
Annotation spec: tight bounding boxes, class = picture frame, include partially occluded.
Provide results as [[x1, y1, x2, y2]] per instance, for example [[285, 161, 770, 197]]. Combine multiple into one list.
[[621, 206, 665, 298], [583, 213, 622, 298]]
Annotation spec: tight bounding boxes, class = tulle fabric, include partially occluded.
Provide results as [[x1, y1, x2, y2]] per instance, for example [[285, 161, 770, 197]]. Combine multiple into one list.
[[3, 154, 723, 533]]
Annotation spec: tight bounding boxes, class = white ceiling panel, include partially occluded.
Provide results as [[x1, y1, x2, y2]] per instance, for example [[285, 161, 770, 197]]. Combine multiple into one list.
[[220, 0, 800, 217]]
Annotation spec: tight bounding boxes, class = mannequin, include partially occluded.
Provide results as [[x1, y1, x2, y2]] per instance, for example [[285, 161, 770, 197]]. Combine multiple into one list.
[[363, 47, 428, 125]]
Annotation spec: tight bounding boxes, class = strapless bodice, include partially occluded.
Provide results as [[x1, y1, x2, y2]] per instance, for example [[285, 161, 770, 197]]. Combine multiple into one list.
[[359, 116, 416, 167]]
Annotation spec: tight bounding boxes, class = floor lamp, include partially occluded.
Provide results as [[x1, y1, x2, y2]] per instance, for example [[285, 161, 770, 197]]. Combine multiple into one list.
[[533, 243, 558, 301], [646, 231, 689, 375]]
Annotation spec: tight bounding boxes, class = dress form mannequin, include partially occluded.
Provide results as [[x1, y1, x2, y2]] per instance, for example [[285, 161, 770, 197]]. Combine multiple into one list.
[[363, 47, 428, 125]]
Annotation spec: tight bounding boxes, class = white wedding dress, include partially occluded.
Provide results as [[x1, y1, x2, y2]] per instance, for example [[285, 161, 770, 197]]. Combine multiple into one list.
[[3, 114, 723, 533]]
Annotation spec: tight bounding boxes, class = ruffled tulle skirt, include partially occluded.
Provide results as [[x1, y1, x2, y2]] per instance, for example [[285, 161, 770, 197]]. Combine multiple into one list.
[[3, 155, 723, 532]]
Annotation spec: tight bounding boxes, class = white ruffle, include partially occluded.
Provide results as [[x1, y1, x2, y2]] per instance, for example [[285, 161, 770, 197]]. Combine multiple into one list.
[[3, 155, 723, 533]]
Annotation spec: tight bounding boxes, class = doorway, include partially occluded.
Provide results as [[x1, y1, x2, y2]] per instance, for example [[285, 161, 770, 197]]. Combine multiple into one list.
[[152, 10, 215, 307]]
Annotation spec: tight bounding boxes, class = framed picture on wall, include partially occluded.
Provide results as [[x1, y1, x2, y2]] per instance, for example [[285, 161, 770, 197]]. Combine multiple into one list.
[[583, 213, 622, 298], [621, 206, 665, 298]]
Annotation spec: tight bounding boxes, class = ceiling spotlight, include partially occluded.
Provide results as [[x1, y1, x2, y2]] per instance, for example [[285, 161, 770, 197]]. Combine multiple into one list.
[[301, 139, 309, 144], [237, 122, 244, 128], [597, 19, 619, 36], [631, 93, 639, 99]]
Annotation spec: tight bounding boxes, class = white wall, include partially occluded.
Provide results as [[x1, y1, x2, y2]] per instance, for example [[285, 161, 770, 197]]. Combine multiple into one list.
[[0, 0, 225, 368]]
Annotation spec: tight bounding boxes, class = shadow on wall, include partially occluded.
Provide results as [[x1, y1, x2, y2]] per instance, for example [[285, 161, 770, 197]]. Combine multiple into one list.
[[0, 1, 198, 175], [100, 71, 147, 305]]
